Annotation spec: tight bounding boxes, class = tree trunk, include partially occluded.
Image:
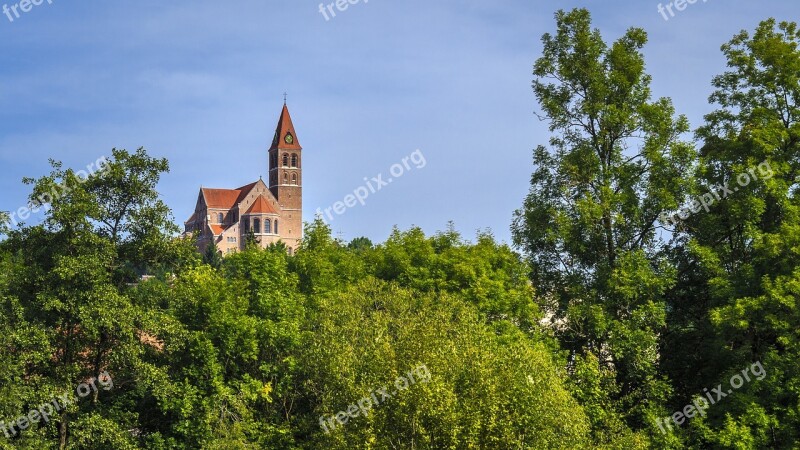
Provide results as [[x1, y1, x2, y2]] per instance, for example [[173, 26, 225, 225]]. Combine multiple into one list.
[[58, 412, 68, 450]]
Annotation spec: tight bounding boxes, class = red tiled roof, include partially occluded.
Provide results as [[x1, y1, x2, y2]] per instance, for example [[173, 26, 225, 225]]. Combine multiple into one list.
[[245, 195, 279, 215], [210, 224, 226, 236], [202, 188, 242, 209], [200, 181, 261, 210], [235, 182, 258, 204], [270, 104, 302, 151]]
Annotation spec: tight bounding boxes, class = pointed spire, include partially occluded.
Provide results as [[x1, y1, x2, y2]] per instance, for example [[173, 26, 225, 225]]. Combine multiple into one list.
[[270, 102, 302, 150]]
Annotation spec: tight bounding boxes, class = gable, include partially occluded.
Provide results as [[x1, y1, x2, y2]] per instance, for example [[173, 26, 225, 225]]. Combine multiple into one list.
[[237, 179, 281, 214]]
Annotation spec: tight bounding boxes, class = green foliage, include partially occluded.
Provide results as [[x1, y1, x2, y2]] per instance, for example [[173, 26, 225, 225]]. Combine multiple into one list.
[[512, 8, 689, 441], [0, 11, 799, 450], [346, 236, 373, 252], [291, 218, 368, 296], [202, 240, 223, 269], [368, 225, 543, 334], [301, 279, 589, 449], [1, 162, 573, 448], [243, 230, 259, 248], [0, 148, 174, 450], [0, 211, 9, 236], [663, 18, 800, 448]]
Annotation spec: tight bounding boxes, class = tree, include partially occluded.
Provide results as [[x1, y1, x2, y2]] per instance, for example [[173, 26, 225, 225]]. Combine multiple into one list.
[[290, 219, 367, 296], [202, 239, 223, 269], [369, 225, 543, 335], [511, 7, 695, 441], [244, 230, 259, 248], [299, 279, 590, 449], [346, 236, 373, 252], [23, 148, 177, 284], [666, 19, 800, 448], [0, 211, 9, 236], [1, 148, 177, 449]]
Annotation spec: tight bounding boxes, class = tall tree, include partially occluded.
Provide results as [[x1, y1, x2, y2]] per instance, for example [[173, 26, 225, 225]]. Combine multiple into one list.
[[1, 148, 177, 449], [203, 239, 223, 269], [667, 19, 800, 448], [512, 8, 695, 441]]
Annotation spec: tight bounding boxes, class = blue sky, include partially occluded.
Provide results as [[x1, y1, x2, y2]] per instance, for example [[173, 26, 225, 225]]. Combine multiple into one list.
[[1, 0, 797, 245]]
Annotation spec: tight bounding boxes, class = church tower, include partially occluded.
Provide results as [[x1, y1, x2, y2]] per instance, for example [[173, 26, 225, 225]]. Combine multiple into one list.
[[268, 102, 303, 251]]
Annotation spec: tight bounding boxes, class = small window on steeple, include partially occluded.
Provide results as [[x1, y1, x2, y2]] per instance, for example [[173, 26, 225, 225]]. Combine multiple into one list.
[[217, 213, 224, 224], [291, 154, 298, 167], [282, 154, 289, 167], [291, 173, 297, 185]]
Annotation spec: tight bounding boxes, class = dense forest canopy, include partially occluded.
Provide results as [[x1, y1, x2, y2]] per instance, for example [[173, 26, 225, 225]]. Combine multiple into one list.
[[0, 9, 798, 449]]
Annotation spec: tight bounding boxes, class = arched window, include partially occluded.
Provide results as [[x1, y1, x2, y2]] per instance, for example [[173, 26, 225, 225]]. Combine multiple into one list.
[[254, 218, 261, 234], [217, 213, 224, 224], [291, 154, 298, 167], [282, 154, 289, 166], [288, 247, 293, 256], [243, 219, 249, 233], [283, 173, 288, 184], [265, 219, 271, 234], [274, 220, 279, 234], [291, 173, 297, 185]]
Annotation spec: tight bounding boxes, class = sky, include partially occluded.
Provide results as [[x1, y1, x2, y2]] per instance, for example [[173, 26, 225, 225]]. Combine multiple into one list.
[[1, 0, 798, 245]]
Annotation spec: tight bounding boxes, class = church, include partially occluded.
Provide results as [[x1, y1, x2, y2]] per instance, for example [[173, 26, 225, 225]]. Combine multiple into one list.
[[184, 103, 303, 255]]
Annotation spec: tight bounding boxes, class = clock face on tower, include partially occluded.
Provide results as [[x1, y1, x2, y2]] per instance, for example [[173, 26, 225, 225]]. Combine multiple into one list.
[[284, 133, 294, 144]]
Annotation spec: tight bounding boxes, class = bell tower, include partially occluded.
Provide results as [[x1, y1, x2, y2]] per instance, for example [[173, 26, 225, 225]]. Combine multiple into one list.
[[268, 101, 303, 250]]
